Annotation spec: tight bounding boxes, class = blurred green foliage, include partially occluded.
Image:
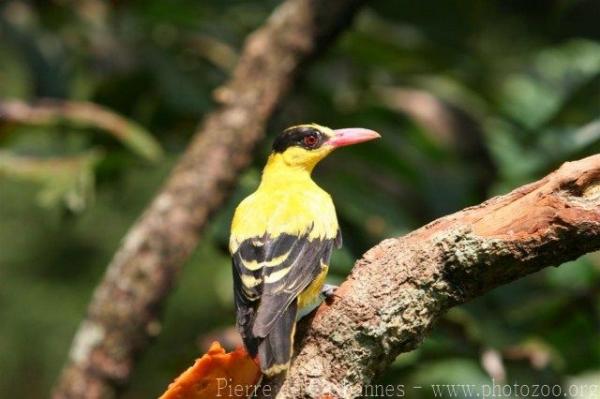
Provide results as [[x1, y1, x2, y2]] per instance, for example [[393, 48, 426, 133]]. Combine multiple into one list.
[[0, 0, 599, 398]]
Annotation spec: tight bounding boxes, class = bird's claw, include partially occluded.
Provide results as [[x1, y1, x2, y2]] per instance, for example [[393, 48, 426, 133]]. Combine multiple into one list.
[[320, 284, 339, 300]]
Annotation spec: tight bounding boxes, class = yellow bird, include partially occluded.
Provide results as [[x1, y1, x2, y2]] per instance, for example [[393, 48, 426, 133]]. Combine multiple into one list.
[[229, 123, 380, 376]]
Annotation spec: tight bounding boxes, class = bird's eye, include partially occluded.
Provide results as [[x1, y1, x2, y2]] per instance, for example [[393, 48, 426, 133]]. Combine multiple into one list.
[[303, 134, 318, 148]]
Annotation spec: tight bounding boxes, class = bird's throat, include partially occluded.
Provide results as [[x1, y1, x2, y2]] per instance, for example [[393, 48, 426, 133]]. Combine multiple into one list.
[[260, 153, 316, 189]]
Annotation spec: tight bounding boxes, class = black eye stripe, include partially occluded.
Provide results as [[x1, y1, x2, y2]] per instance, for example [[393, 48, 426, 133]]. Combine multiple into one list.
[[272, 126, 325, 153]]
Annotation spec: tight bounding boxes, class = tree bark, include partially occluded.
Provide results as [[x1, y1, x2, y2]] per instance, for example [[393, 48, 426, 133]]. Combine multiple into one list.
[[52, 1, 367, 398], [269, 154, 600, 399]]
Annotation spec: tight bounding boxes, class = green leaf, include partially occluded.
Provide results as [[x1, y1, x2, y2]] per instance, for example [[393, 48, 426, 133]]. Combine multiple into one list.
[[0, 149, 103, 212], [500, 40, 600, 129]]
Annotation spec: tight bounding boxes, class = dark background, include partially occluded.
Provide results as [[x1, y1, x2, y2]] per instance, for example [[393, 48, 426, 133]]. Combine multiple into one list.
[[0, 0, 599, 397]]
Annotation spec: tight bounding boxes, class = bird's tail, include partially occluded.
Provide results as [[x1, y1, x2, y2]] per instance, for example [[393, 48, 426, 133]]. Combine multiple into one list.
[[258, 300, 297, 377]]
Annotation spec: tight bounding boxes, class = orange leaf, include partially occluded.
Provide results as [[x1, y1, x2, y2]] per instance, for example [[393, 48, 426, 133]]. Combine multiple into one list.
[[159, 341, 261, 399]]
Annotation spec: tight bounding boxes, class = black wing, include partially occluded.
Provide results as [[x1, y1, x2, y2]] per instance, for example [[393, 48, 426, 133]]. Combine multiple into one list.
[[231, 230, 339, 353]]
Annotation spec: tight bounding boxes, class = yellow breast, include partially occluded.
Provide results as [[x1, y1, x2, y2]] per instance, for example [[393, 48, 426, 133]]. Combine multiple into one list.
[[230, 169, 338, 253]]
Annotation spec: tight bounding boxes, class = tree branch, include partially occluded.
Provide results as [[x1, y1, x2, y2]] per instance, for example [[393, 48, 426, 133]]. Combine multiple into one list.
[[0, 99, 163, 161], [52, 1, 367, 398], [273, 154, 600, 398]]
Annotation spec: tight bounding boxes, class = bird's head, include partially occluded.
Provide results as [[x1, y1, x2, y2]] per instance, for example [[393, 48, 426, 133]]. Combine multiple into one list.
[[270, 123, 380, 171]]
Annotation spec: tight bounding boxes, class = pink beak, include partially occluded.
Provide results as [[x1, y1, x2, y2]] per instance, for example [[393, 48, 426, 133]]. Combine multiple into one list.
[[328, 128, 381, 148]]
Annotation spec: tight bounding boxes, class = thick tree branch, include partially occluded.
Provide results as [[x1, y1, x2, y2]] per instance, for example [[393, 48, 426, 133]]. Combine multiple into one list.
[[273, 154, 600, 398], [52, 1, 366, 398]]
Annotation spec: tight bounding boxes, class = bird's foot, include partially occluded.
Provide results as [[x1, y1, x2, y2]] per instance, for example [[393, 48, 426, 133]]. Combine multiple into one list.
[[320, 284, 339, 301]]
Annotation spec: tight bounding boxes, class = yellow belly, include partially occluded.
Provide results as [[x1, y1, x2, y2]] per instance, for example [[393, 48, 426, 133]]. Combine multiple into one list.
[[297, 265, 328, 309]]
